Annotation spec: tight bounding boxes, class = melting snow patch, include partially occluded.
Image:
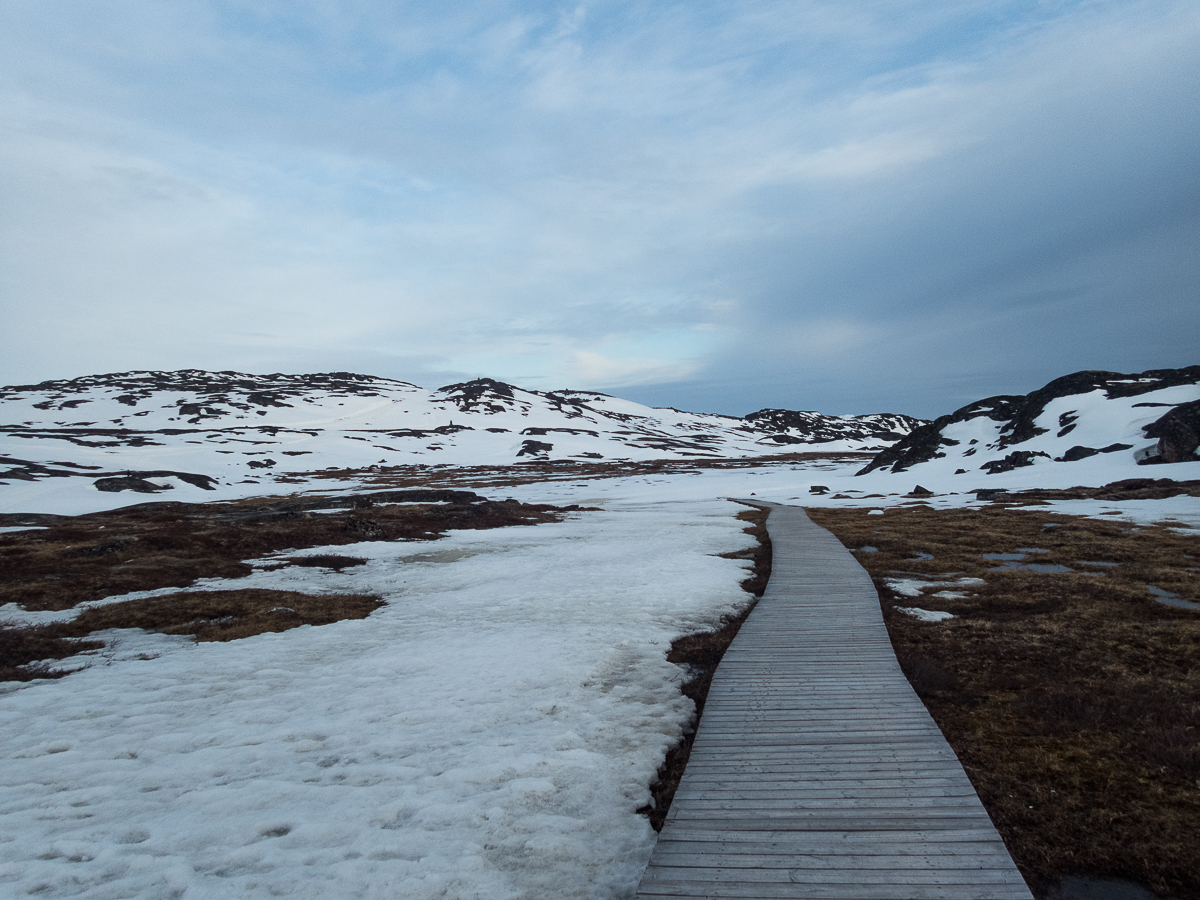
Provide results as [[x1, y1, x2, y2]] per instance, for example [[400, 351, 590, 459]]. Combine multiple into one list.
[[948, 577, 986, 587], [1146, 585, 1200, 612], [884, 575, 984, 599], [884, 578, 933, 598], [896, 607, 956, 622]]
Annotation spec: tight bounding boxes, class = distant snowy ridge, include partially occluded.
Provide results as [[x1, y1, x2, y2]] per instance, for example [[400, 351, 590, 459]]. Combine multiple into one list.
[[858, 367, 1200, 478], [745, 408, 922, 446], [0, 371, 922, 507]]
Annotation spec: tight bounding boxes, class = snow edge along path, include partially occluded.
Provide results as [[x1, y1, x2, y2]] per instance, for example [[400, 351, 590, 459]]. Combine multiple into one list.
[[0, 497, 758, 900]]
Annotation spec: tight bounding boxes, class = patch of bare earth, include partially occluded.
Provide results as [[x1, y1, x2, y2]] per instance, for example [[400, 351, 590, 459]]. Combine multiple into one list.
[[0, 490, 579, 681], [806, 503, 1200, 900], [640, 505, 772, 831]]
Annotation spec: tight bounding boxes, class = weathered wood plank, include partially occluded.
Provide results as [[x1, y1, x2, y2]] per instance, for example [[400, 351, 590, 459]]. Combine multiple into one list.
[[634, 504, 1031, 900], [638, 881, 1034, 899], [653, 828, 1009, 845], [661, 816, 997, 833], [648, 854, 1022, 868], [640, 867, 1029, 885]]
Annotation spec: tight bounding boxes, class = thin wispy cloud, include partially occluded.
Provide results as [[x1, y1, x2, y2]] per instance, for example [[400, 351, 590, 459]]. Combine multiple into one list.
[[1, 1, 1196, 415]]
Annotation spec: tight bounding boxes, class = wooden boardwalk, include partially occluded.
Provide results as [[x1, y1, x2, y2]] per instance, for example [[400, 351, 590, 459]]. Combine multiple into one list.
[[635, 503, 1033, 900]]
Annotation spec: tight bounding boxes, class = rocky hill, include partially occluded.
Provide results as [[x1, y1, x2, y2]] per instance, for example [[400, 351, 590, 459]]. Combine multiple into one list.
[[0, 370, 922, 505], [858, 367, 1200, 478], [745, 409, 923, 446]]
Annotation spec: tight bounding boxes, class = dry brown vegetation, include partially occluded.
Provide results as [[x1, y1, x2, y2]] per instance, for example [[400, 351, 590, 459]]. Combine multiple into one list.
[[641, 505, 772, 831], [0, 490, 569, 613], [0, 490, 575, 680], [300, 451, 872, 493], [52, 588, 383, 642], [806, 503, 1200, 900]]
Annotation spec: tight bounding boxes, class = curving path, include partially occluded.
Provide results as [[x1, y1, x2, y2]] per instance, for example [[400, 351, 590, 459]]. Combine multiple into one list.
[[635, 502, 1033, 900]]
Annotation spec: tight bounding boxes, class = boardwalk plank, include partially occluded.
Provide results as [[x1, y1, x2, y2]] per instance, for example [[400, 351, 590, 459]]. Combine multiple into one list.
[[634, 503, 1031, 900], [648, 854, 1022, 868]]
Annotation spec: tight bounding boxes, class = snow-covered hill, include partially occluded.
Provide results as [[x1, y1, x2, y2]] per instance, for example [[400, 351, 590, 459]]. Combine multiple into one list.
[[858, 367, 1200, 480], [0, 371, 921, 509], [745, 408, 920, 446]]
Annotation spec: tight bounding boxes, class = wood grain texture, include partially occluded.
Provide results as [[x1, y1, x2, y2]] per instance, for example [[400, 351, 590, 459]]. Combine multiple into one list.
[[635, 503, 1032, 900]]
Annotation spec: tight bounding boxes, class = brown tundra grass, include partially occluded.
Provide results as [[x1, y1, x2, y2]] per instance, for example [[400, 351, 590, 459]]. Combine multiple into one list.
[[0, 491, 572, 680], [806, 503, 1200, 900]]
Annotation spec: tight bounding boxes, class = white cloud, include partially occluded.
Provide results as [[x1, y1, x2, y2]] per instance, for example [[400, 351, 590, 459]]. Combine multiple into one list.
[[0, 0, 1196, 414], [566, 350, 700, 389]]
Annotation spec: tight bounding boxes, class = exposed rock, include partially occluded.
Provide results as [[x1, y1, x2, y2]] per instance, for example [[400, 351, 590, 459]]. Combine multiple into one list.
[[1141, 399, 1200, 463], [808, 485, 830, 494], [857, 396, 1028, 475], [2, 370, 925, 479], [910, 485, 933, 496], [438, 378, 520, 415], [1058, 443, 1134, 462], [974, 489, 1009, 501], [858, 366, 1200, 475], [517, 440, 554, 458], [744, 409, 924, 445], [344, 516, 383, 539], [979, 450, 1051, 474], [1002, 478, 1200, 502], [91, 470, 218, 491], [4, 370, 397, 414], [94, 476, 172, 493]]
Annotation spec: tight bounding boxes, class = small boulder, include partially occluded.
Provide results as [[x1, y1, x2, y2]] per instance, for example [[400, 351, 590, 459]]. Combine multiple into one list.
[[974, 488, 1009, 501], [808, 485, 830, 495], [94, 476, 172, 493], [980, 450, 1050, 474]]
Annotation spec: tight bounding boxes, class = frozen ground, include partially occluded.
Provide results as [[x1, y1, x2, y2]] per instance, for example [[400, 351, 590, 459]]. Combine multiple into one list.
[[2, 456, 1198, 899]]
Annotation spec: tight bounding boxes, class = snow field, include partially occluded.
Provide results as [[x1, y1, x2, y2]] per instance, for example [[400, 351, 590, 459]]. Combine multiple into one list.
[[0, 498, 756, 899], [3, 454, 1199, 898]]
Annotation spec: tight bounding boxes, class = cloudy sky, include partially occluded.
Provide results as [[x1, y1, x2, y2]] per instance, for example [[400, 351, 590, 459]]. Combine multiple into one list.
[[1, 1, 1196, 417]]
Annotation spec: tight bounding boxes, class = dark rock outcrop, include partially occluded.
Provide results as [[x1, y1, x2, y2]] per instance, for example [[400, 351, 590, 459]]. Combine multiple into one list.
[[93, 471, 217, 492], [437, 378, 520, 415], [1142, 400, 1200, 463], [517, 440, 554, 458], [979, 450, 1051, 474], [1058, 443, 1133, 462], [94, 476, 172, 493], [744, 409, 924, 444], [858, 367, 1200, 476], [3, 370, 401, 417]]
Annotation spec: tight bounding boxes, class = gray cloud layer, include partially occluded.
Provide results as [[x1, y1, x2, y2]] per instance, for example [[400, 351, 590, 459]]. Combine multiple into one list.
[[1, 1, 1196, 417]]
